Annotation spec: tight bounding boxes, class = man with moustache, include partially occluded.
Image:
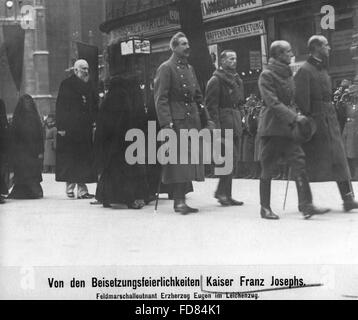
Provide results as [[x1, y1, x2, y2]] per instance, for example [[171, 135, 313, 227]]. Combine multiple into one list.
[[294, 35, 358, 212], [205, 50, 244, 206], [56, 59, 98, 199], [258, 40, 328, 219], [154, 32, 210, 215]]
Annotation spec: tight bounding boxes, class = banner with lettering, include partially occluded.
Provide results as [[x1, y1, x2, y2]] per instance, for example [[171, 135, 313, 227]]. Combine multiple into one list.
[[201, 0, 263, 21], [206, 20, 266, 45]]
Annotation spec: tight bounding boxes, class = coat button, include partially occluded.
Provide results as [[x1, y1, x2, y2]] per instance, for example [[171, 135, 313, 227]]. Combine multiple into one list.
[[187, 112, 190, 116]]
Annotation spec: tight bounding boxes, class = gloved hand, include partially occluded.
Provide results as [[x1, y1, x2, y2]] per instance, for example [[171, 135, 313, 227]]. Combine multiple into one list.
[[295, 114, 308, 124], [292, 114, 316, 143], [206, 120, 215, 131]]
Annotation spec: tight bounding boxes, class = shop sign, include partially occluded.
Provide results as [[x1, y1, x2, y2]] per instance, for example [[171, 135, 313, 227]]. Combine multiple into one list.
[[110, 10, 180, 41], [201, 0, 263, 20], [121, 39, 151, 55], [206, 20, 265, 45]]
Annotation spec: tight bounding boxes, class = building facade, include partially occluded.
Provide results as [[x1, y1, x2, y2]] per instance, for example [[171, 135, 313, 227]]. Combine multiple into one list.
[[0, 0, 105, 115], [203, 0, 357, 94], [1, 0, 357, 115], [101, 0, 358, 98]]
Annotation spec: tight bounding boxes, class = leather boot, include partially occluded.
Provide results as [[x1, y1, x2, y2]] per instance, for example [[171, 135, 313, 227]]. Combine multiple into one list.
[[214, 194, 231, 206], [228, 198, 244, 206], [342, 193, 358, 212], [296, 174, 330, 219], [174, 199, 199, 215], [337, 181, 358, 212], [260, 179, 279, 219]]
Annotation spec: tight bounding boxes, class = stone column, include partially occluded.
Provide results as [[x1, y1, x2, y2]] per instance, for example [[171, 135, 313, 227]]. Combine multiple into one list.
[[22, 0, 36, 97], [67, 0, 82, 68], [33, 0, 53, 115]]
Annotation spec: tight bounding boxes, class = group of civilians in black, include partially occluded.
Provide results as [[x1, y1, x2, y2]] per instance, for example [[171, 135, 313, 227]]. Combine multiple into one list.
[[1, 32, 358, 220]]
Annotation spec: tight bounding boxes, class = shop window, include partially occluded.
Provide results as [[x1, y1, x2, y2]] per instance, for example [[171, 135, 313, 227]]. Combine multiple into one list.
[[278, 18, 314, 61], [330, 14, 354, 68]]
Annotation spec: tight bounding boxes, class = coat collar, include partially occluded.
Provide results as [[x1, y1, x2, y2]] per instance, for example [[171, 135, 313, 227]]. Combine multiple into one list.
[[213, 68, 242, 88], [170, 53, 189, 67], [266, 58, 292, 78], [307, 55, 328, 70]]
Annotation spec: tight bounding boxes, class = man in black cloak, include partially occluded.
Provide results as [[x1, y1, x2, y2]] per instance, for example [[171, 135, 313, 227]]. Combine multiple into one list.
[[56, 59, 98, 199]]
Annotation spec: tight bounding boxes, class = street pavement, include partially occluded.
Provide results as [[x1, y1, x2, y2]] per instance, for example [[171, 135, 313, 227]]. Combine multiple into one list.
[[1, 174, 358, 299]]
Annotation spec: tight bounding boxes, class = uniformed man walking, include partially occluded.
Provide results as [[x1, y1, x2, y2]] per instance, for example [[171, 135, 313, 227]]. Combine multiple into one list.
[[154, 32, 208, 215], [294, 35, 358, 212], [258, 40, 328, 219], [205, 50, 244, 206]]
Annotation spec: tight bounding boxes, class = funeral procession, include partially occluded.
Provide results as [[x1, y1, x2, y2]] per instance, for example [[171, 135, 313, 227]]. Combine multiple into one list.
[[1, 0, 358, 301]]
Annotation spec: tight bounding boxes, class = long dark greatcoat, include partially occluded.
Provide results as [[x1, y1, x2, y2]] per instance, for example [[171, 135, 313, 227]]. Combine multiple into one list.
[[294, 56, 351, 182], [257, 58, 297, 138], [154, 54, 205, 184], [55, 75, 98, 183], [205, 68, 244, 172], [205, 68, 244, 138]]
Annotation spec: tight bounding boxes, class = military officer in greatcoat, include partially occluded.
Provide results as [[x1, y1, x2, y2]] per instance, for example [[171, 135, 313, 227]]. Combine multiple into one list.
[[205, 50, 244, 206], [294, 35, 358, 212], [154, 32, 212, 215], [258, 40, 328, 219]]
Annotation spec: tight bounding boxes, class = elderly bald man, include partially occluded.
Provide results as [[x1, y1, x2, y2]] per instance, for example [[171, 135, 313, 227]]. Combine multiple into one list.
[[56, 59, 98, 199], [257, 40, 328, 219], [295, 35, 358, 212]]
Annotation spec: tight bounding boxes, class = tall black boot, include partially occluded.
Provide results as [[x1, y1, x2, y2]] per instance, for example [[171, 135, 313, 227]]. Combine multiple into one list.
[[337, 181, 358, 212], [260, 179, 279, 220], [296, 174, 330, 219]]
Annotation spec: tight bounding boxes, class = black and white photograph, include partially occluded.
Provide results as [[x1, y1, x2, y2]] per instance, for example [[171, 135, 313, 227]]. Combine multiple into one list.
[[1, 0, 358, 303]]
